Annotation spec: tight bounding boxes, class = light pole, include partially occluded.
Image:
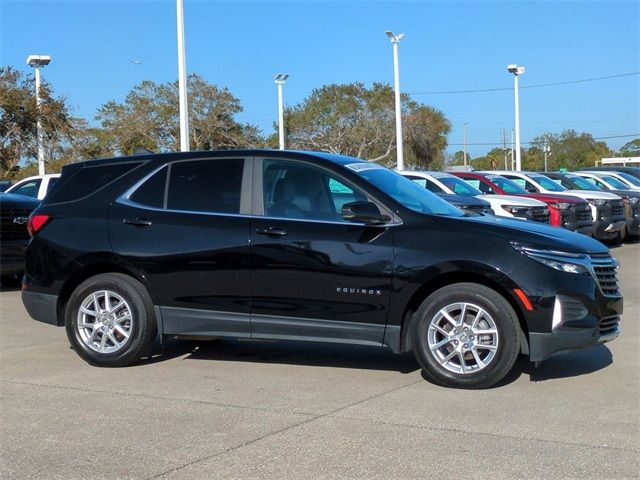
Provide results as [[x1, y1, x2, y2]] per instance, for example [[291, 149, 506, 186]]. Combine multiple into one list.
[[176, 0, 190, 152], [385, 30, 405, 170], [507, 64, 525, 171], [543, 136, 551, 172], [26, 55, 51, 175], [275, 73, 289, 150], [463, 122, 468, 167]]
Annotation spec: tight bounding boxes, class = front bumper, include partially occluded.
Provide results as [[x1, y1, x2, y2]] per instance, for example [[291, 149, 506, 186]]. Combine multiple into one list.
[[593, 219, 626, 240], [529, 319, 620, 362]]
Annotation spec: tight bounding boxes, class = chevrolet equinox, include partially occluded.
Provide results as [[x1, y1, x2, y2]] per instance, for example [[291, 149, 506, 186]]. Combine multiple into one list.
[[22, 150, 623, 388]]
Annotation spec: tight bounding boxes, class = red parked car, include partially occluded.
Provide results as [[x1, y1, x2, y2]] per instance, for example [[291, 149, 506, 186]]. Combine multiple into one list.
[[452, 172, 594, 235]]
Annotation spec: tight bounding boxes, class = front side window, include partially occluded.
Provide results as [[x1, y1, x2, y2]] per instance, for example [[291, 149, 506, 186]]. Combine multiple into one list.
[[438, 176, 483, 196], [616, 172, 640, 187], [9, 179, 41, 198], [167, 159, 244, 214], [529, 174, 566, 192], [485, 175, 527, 194], [346, 165, 463, 216], [263, 160, 366, 221], [564, 174, 600, 190], [601, 175, 629, 190]]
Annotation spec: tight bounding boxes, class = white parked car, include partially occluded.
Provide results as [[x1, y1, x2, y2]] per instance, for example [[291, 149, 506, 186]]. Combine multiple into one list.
[[398, 171, 550, 223], [488, 171, 624, 241], [576, 170, 640, 192], [5, 174, 61, 200]]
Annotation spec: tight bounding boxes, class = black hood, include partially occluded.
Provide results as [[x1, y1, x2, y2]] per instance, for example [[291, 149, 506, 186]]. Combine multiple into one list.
[[434, 213, 608, 255], [0, 192, 40, 210]]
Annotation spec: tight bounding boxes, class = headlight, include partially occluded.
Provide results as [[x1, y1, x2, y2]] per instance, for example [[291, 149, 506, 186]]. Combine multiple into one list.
[[502, 205, 530, 215], [511, 244, 589, 275], [551, 202, 570, 210], [588, 198, 607, 207]]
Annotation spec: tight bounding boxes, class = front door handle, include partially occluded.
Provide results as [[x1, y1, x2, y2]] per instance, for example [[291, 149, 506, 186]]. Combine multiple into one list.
[[256, 227, 287, 237], [123, 217, 152, 227]]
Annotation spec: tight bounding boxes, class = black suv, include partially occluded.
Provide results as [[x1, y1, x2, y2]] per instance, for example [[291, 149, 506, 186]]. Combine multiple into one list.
[[1, 192, 40, 285], [22, 151, 623, 388]]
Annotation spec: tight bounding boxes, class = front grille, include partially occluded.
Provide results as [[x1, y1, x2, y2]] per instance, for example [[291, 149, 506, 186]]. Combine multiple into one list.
[[609, 200, 624, 218], [530, 206, 550, 223], [574, 204, 592, 222], [589, 254, 621, 297], [0, 209, 32, 241], [598, 316, 620, 336]]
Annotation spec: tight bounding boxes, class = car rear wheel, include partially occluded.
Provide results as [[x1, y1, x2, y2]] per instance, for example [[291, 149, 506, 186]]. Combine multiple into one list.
[[412, 283, 520, 389], [65, 273, 157, 367]]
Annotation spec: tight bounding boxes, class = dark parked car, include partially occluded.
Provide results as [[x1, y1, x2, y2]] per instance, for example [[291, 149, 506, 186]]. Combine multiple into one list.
[[1, 193, 40, 285], [22, 150, 623, 389], [581, 166, 640, 181], [434, 192, 493, 216], [451, 172, 593, 235], [545, 172, 640, 240]]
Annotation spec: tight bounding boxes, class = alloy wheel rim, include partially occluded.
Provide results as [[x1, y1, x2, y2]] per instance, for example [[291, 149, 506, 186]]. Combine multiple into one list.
[[427, 302, 499, 374], [77, 290, 133, 354]]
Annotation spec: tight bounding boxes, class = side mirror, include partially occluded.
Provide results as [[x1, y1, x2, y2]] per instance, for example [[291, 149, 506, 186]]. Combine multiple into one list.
[[526, 186, 538, 193], [341, 201, 390, 225]]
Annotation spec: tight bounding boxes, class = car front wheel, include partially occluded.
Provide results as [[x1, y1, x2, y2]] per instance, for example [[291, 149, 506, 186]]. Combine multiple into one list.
[[412, 283, 520, 389]]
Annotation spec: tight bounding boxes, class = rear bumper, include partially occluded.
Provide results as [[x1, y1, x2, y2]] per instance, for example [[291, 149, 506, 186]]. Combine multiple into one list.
[[22, 290, 61, 326]]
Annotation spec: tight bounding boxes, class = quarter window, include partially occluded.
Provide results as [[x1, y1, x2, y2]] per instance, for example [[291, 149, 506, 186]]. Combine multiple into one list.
[[130, 167, 168, 208], [166, 159, 244, 214]]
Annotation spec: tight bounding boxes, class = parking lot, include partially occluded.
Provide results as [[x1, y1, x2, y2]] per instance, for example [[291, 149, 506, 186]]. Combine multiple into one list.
[[0, 243, 637, 479]]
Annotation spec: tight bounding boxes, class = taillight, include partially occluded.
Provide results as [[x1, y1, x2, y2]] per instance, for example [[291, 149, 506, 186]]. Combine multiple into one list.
[[27, 213, 51, 236]]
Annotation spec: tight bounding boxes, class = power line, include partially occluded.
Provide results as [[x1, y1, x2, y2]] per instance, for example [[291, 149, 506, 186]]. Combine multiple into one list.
[[448, 133, 639, 147], [410, 72, 639, 96]]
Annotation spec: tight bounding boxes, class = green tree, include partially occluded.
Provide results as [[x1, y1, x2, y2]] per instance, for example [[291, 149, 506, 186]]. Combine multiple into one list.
[[96, 74, 262, 156], [528, 130, 612, 170], [281, 82, 450, 168], [619, 138, 640, 156], [471, 148, 508, 171], [0, 67, 75, 178]]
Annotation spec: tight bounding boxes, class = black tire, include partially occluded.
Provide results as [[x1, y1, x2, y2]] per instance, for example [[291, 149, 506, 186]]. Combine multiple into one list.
[[65, 273, 157, 367], [412, 283, 520, 389]]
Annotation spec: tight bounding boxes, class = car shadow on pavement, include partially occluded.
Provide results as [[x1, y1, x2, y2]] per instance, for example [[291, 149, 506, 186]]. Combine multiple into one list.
[[524, 344, 613, 382], [139, 338, 421, 374]]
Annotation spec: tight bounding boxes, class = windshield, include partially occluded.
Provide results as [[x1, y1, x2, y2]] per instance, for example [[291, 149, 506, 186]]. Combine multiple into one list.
[[601, 175, 629, 190], [616, 172, 640, 187], [485, 175, 528, 194], [348, 165, 463, 216], [565, 174, 601, 190], [438, 176, 483, 196], [529, 174, 566, 192]]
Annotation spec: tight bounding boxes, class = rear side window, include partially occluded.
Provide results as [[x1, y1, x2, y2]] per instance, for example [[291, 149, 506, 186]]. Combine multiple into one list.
[[46, 177, 59, 194], [130, 167, 167, 208], [166, 159, 244, 214], [47, 162, 142, 203]]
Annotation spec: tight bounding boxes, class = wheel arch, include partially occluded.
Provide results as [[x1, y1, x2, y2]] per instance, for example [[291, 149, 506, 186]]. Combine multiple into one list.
[[56, 260, 149, 326], [394, 270, 530, 356]]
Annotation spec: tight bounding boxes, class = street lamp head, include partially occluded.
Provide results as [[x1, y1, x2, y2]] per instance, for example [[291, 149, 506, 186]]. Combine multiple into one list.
[[275, 73, 289, 84], [26, 55, 51, 67], [507, 64, 525, 75], [385, 31, 404, 42]]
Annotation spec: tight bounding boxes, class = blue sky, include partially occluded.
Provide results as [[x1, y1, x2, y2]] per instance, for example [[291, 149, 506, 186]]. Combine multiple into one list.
[[1, 0, 638, 157]]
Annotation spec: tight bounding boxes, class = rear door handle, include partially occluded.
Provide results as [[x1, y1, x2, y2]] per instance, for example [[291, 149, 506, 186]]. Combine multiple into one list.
[[123, 217, 152, 227], [256, 227, 287, 237]]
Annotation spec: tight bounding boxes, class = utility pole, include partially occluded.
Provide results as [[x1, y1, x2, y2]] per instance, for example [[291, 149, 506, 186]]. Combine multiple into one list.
[[385, 31, 405, 170], [26, 55, 51, 175], [507, 64, 525, 170], [176, 0, 190, 152], [274, 74, 289, 150], [543, 136, 551, 172], [463, 122, 468, 167]]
